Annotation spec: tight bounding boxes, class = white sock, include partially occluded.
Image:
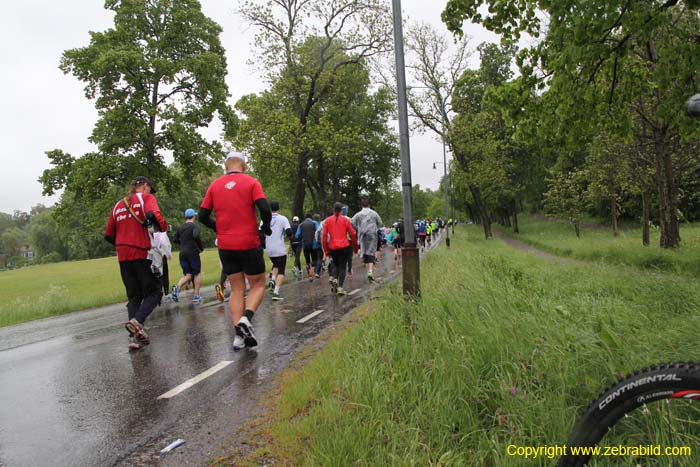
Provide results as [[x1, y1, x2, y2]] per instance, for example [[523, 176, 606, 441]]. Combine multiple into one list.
[[274, 286, 280, 294]]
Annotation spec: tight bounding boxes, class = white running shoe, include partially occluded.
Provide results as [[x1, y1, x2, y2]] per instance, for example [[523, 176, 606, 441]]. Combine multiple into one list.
[[237, 317, 257, 348], [233, 332, 246, 351]]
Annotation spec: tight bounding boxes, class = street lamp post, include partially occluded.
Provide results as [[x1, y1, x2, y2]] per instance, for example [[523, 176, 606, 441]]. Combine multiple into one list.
[[432, 138, 450, 248], [407, 84, 452, 247], [392, 0, 419, 297]]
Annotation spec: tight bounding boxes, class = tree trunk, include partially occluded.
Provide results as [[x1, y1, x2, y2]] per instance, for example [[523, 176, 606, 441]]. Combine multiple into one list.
[[466, 204, 475, 224], [317, 154, 327, 213], [574, 221, 580, 238], [147, 79, 160, 173], [511, 198, 519, 234], [469, 184, 491, 239], [641, 190, 650, 246], [502, 208, 511, 227], [608, 165, 619, 237], [654, 131, 679, 248], [292, 150, 309, 218], [307, 182, 318, 215]]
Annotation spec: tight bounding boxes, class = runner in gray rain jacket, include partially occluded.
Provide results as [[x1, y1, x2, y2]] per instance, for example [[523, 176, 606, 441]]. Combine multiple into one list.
[[351, 197, 383, 281]]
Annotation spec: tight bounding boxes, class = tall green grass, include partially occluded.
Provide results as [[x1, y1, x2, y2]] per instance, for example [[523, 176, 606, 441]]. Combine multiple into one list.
[[246, 225, 700, 466], [0, 249, 248, 327], [497, 216, 700, 275]]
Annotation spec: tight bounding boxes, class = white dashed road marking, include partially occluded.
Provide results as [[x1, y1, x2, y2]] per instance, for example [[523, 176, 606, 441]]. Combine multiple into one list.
[[296, 309, 325, 324], [157, 360, 233, 399]]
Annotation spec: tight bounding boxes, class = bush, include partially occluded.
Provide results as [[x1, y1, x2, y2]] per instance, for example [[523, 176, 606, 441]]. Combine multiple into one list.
[[7, 256, 29, 269], [39, 252, 63, 264]]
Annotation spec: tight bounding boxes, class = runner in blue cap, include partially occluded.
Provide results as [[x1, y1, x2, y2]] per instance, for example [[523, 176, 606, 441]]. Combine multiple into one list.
[[172, 208, 204, 303]]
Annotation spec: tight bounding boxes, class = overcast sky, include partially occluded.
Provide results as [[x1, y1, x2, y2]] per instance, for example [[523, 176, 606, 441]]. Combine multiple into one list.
[[0, 0, 497, 214]]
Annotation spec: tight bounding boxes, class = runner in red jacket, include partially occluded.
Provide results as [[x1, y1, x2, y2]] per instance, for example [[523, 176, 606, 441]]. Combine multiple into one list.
[[322, 202, 358, 295], [105, 176, 167, 351]]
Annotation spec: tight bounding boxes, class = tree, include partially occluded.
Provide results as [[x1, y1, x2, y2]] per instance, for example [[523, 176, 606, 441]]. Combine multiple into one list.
[[543, 170, 589, 238], [38, 0, 233, 258], [66, 0, 232, 180], [0, 212, 15, 237], [375, 185, 404, 225], [238, 0, 393, 217], [449, 42, 519, 238], [235, 40, 399, 215], [442, 0, 700, 248], [29, 209, 69, 260], [411, 185, 442, 220], [402, 22, 471, 139], [0, 227, 28, 259]]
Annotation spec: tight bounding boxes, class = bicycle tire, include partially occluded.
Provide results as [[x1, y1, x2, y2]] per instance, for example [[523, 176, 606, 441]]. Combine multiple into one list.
[[558, 362, 700, 467]]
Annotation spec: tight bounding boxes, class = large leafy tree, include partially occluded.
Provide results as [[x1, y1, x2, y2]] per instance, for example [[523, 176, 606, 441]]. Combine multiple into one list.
[[39, 0, 233, 258], [450, 42, 521, 238], [238, 0, 393, 216], [235, 38, 399, 215], [442, 0, 700, 248]]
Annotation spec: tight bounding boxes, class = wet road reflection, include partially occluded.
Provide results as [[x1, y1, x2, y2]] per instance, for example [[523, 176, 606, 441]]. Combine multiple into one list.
[[0, 240, 440, 467]]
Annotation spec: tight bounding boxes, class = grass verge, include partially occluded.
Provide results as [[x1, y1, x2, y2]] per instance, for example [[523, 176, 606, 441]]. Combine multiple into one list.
[[0, 249, 270, 327], [496, 215, 700, 275], [217, 224, 700, 466]]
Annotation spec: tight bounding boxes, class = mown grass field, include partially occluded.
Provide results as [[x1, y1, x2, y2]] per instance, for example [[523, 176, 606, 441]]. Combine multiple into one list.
[[0, 249, 270, 327], [227, 224, 700, 466], [496, 215, 700, 275]]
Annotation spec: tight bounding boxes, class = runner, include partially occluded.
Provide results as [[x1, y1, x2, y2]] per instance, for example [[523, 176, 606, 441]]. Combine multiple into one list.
[[290, 215, 302, 275], [171, 208, 205, 304], [425, 219, 432, 247], [104, 176, 167, 351], [199, 151, 272, 351], [390, 220, 404, 260], [295, 213, 319, 280], [323, 202, 358, 295], [375, 226, 385, 262], [316, 214, 335, 283], [351, 197, 383, 281], [214, 239, 227, 302], [341, 206, 353, 276], [312, 213, 324, 278], [262, 201, 292, 301], [152, 229, 172, 303], [417, 220, 427, 250]]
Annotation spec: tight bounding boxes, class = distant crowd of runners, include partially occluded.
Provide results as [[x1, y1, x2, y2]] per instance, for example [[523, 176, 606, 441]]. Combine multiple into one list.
[[104, 151, 453, 352]]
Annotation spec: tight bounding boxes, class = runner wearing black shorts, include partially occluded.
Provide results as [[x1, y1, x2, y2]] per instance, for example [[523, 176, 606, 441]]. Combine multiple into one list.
[[218, 248, 266, 276], [199, 151, 272, 351]]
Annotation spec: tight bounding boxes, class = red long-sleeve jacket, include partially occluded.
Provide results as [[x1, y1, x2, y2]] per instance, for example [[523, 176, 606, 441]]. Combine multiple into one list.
[[322, 213, 358, 255], [105, 192, 167, 261]]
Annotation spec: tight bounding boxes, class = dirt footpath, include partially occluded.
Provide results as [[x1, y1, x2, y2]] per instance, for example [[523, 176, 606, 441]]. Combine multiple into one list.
[[492, 229, 570, 263]]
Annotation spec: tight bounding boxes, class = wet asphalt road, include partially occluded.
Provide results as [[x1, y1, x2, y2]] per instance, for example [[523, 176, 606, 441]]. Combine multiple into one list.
[[0, 240, 440, 467]]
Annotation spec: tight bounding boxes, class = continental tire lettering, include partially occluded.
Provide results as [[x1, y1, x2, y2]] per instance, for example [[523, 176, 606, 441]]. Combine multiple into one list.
[[598, 374, 682, 410]]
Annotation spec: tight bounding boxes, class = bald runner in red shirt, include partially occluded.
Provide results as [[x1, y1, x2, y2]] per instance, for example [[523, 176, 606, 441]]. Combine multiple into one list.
[[199, 151, 272, 351]]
